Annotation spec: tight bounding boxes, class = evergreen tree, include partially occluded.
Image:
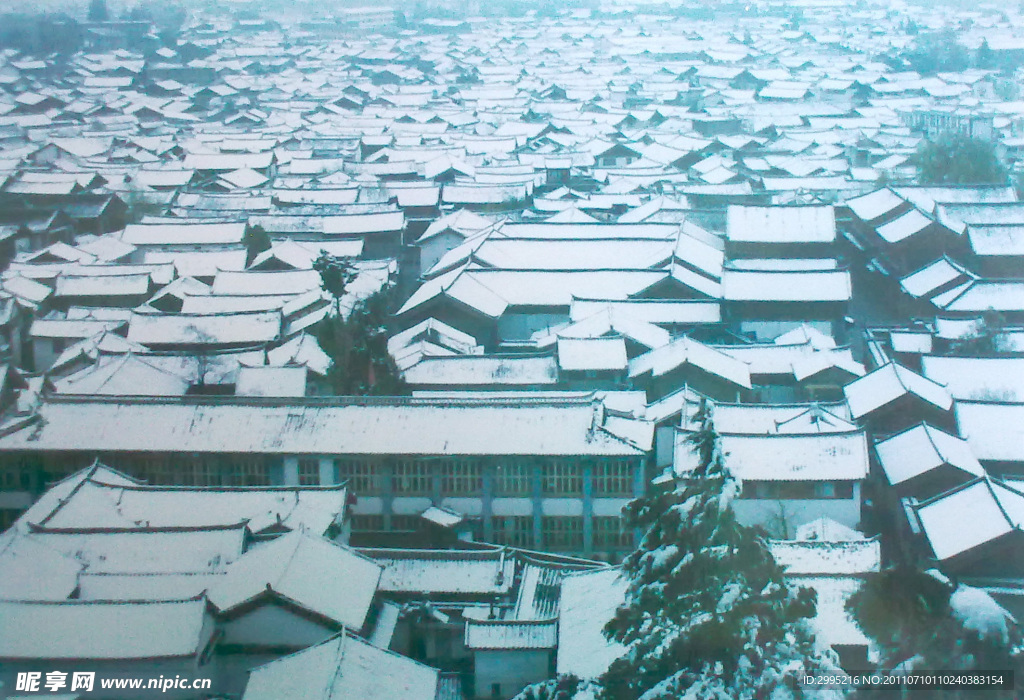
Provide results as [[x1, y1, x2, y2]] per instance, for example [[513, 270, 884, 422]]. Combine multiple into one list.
[[512, 675, 587, 700], [313, 252, 356, 311], [242, 224, 272, 267], [88, 0, 109, 22], [947, 309, 1008, 357], [903, 29, 970, 75], [914, 134, 1008, 185], [977, 39, 995, 69], [312, 253, 408, 396], [847, 568, 1023, 700], [600, 400, 845, 700]]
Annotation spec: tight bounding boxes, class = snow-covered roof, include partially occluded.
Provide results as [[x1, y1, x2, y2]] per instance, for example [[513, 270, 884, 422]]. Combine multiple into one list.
[[795, 517, 866, 542], [497, 222, 678, 240], [769, 539, 880, 575], [24, 524, 247, 575], [921, 356, 1024, 403], [365, 548, 516, 595], [717, 341, 862, 380], [875, 208, 934, 244], [545, 308, 670, 352], [0, 536, 82, 601], [846, 187, 905, 223], [121, 222, 247, 246], [465, 619, 558, 650], [933, 281, 1024, 313], [211, 269, 322, 296], [54, 272, 150, 299], [35, 474, 347, 536], [899, 257, 974, 300], [629, 336, 752, 389], [557, 567, 627, 680], [557, 336, 628, 372], [51, 353, 191, 397], [0, 598, 212, 660], [235, 365, 308, 397], [700, 402, 855, 435], [722, 267, 851, 302], [0, 395, 645, 457], [954, 401, 1024, 464], [843, 362, 952, 419], [570, 298, 721, 325], [914, 478, 1024, 561], [726, 204, 836, 244], [400, 268, 671, 318], [675, 430, 869, 481], [417, 209, 495, 243], [126, 309, 282, 346], [788, 575, 870, 648], [874, 423, 984, 486], [242, 633, 439, 700], [402, 353, 559, 387], [208, 531, 381, 630], [455, 238, 677, 274]]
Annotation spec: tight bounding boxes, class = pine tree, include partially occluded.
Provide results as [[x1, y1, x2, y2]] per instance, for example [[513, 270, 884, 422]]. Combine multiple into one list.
[[847, 568, 1023, 700], [88, 0, 109, 22], [977, 38, 995, 69], [312, 253, 408, 396], [512, 675, 587, 700], [600, 400, 845, 700], [242, 224, 271, 267], [914, 133, 1008, 185]]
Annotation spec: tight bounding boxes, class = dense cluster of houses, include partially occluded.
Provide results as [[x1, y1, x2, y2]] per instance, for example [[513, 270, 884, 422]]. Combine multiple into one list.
[[0, 0, 1022, 697]]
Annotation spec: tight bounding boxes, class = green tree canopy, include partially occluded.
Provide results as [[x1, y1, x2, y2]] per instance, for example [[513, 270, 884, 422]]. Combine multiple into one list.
[[312, 254, 407, 396], [599, 401, 844, 700], [88, 0, 110, 22], [914, 134, 1008, 185], [902, 29, 969, 75], [847, 568, 1023, 700], [313, 252, 356, 305], [242, 224, 271, 268]]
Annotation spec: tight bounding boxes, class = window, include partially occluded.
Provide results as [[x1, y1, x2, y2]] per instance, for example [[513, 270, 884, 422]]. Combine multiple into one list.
[[742, 481, 853, 500], [393, 459, 432, 496], [593, 516, 633, 551], [0, 508, 22, 531], [742, 481, 775, 499], [493, 460, 531, 496], [542, 516, 584, 552], [0, 465, 20, 490], [541, 460, 582, 497], [222, 456, 270, 486], [351, 514, 384, 532], [174, 455, 270, 487], [126, 455, 175, 485], [0, 457, 36, 490], [336, 458, 380, 495], [41, 458, 78, 486], [441, 459, 482, 496], [390, 515, 420, 532], [591, 458, 634, 497], [815, 481, 854, 499], [491, 515, 533, 549], [298, 458, 320, 486]]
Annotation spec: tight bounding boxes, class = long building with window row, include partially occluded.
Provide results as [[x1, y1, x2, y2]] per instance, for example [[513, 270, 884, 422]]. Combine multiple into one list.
[[0, 393, 653, 560]]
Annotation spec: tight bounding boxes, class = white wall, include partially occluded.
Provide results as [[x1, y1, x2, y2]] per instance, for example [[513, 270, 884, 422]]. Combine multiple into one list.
[[419, 231, 463, 275], [474, 649, 550, 700], [221, 603, 334, 649], [733, 491, 861, 538]]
